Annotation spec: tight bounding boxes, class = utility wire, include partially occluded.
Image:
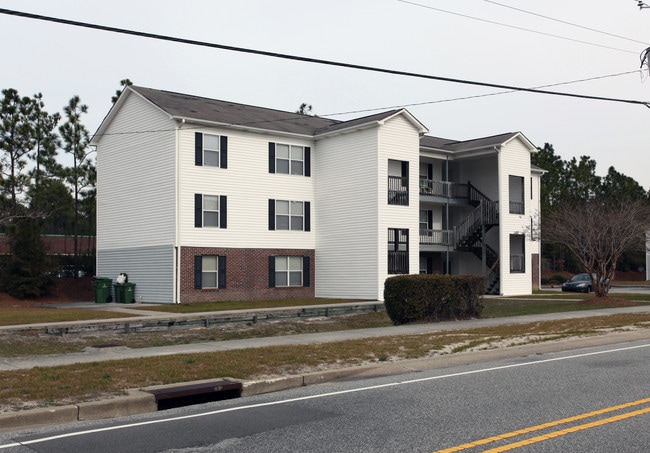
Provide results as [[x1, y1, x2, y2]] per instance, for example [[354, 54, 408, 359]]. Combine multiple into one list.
[[484, 0, 649, 46], [89, 69, 643, 139], [398, 0, 639, 54], [0, 7, 648, 108], [329, 70, 643, 116]]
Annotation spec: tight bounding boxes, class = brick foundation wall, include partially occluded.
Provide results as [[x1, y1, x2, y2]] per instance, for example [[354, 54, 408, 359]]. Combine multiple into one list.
[[180, 247, 315, 303]]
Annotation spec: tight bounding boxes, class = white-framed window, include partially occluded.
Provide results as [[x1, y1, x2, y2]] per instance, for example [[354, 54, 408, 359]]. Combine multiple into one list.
[[269, 143, 310, 176], [195, 132, 227, 168], [194, 194, 227, 228], [201, 256, 219, 288], [194, 255, 226, 289], [269, 199, 310, 231], [274, 256, 303, 287], [203, 195, 220, 227], [277, 144, 304, 175], [203, 134, 221, 167]]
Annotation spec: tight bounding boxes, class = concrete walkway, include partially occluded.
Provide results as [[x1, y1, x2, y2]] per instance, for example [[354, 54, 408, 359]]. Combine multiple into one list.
[[2, 302, 650, 432], [3, 302, 650, 372]]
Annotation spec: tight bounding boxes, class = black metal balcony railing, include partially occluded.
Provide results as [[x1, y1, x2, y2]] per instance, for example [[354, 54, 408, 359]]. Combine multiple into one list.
[[510, 254, 525, 272], [509, 201, 525, 214], [419, 229, 455, 246], [388, 175, 409, 205], [388, 251, 409, 274], [419, 178, 469, 198]]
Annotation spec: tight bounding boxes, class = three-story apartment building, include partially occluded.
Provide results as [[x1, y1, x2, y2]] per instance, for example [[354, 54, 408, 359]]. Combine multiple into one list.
[[92, 86, 541, 304]]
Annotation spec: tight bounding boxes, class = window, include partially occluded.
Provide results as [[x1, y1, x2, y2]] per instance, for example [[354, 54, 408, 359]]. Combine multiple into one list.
[[388, 159, 409, 205], [509, 234, 525, 273], [508, 175, 525, 214], [195, 133, 227, 168], [268, 142, 311, 176], [388, 228, 409, 274], [269, 256, 311, 287], [194, 194, 227, 228], [194, 255, 226, 289], [268, 199, 311, 231]]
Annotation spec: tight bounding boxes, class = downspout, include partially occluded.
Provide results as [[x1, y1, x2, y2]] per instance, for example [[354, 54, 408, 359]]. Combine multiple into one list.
[[493, 146, 502, 295], [174, 119, 185, 304], [445, 156, 450, 274]]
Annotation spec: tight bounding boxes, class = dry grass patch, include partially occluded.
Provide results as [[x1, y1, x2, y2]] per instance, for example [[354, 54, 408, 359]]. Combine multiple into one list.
[[0, 312, 393, 358], [0, 307, 135, 327], [2, 313, 649, 412]]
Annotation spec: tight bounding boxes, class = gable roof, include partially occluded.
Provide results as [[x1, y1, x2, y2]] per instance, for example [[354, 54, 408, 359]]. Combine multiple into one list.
[[92, 86, 427, 140], [420, 131, 536, 153]]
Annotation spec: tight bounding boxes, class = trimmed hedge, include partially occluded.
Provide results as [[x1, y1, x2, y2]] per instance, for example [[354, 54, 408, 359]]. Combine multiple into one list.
[[384, 274, 484, 325]]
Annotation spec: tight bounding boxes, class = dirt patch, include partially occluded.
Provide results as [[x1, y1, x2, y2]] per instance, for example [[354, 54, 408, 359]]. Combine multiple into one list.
[[577, 297, 638, 307], [0, 277, 94, 307]]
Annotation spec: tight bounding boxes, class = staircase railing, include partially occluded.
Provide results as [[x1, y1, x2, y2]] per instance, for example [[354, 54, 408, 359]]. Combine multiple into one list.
[[454, 200, 499, 248]]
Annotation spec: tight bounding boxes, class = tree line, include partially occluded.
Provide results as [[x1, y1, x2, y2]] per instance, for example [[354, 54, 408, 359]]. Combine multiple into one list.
[[532, 143, 650, 297], [0, 88, 95, 297], [1, 84, 647, 299]]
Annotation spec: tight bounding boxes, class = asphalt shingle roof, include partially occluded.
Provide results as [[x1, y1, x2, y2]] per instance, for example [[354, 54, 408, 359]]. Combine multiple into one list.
[[128, 87, 531, 152]]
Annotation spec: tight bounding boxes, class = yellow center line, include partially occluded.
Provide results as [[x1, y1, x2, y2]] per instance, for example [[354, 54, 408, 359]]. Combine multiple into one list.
[[434, 397, 650, 453], [483, 406, 650, 452]]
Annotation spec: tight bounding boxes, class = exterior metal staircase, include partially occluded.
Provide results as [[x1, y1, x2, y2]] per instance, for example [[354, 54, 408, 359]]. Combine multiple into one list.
[[454, 183, 500, 294]]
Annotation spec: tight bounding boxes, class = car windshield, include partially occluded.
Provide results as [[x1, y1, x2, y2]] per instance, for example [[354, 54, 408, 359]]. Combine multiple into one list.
[[571, 274, 591, 282]]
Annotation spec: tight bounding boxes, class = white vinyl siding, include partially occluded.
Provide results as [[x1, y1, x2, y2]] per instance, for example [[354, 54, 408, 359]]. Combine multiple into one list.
[[178, 127, 314, 250], [97, 245, 174, 304], [498, 136, 535, 295], [96, 91, 176, 250], [315, 127, 380, 299]]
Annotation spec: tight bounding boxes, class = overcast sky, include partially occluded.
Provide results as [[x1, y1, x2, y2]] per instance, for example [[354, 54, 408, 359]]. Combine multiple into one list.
[[1, 0, 649, 188]]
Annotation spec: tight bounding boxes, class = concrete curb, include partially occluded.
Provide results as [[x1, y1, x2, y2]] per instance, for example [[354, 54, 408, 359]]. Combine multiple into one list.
[[2, 314, 650, 433]]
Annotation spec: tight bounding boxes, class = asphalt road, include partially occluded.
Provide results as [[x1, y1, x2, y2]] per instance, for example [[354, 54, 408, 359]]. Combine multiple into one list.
[[1, 337, 648, 452]]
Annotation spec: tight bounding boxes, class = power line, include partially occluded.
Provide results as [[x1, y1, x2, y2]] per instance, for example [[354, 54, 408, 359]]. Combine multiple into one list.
[[88, 69, 644, 139], [398, 0, 639, 54], [0, 7, 648, 109], [327, 70, 643, 116], [484, 0, 648, 46]]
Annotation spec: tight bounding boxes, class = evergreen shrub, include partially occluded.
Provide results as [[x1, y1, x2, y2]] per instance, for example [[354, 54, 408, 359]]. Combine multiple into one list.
[[383, 274, 484, 325]]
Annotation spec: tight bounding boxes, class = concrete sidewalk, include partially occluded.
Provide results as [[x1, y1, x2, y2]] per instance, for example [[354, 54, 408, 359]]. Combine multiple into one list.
[[2, 303, 650, 431]]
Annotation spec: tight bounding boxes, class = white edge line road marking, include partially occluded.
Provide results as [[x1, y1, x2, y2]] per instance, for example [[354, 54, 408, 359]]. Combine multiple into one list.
[[1, 342, 649, 449]]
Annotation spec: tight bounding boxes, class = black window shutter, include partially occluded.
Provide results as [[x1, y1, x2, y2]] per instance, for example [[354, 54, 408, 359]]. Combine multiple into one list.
[[268, 143, 276, 173], [427, 210, 433, 229], [220, 136, 228, 169], [218, 256, 227, 289], [194, 194, 203, 228], [402, 161, 409, 178], [426, 257, 433, 274], [220, 196, 227, 229], [427, 163, 433, 180], [268, 256, 276, 287], [304, 201, 311, 231], [268, 199, 275, 230], [303, 256, 310, 287], [304, 147, 311, 177], [195, 133, 203, 166], [194, 255, 202, 289]]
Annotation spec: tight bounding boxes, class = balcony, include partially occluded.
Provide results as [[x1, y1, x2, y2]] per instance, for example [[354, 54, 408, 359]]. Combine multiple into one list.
[[419, 178, 469, 199], [388, 175, 409, 206], [419, 229, 455, 246]]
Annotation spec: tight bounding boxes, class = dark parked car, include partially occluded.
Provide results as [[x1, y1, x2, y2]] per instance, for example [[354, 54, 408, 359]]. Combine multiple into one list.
[[561, 273, 608, 293]]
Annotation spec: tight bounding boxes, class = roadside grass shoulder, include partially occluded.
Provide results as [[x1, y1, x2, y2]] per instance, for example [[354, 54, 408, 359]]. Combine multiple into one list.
[[1, 312, 649, 412]]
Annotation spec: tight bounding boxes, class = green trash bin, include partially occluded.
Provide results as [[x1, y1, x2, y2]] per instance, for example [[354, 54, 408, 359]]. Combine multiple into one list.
[[114, 283, 136, 303], [93, 277, 112, 303]]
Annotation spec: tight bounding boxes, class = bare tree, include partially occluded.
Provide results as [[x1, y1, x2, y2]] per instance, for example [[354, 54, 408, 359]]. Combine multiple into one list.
[[545, 198, 650, 297]]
